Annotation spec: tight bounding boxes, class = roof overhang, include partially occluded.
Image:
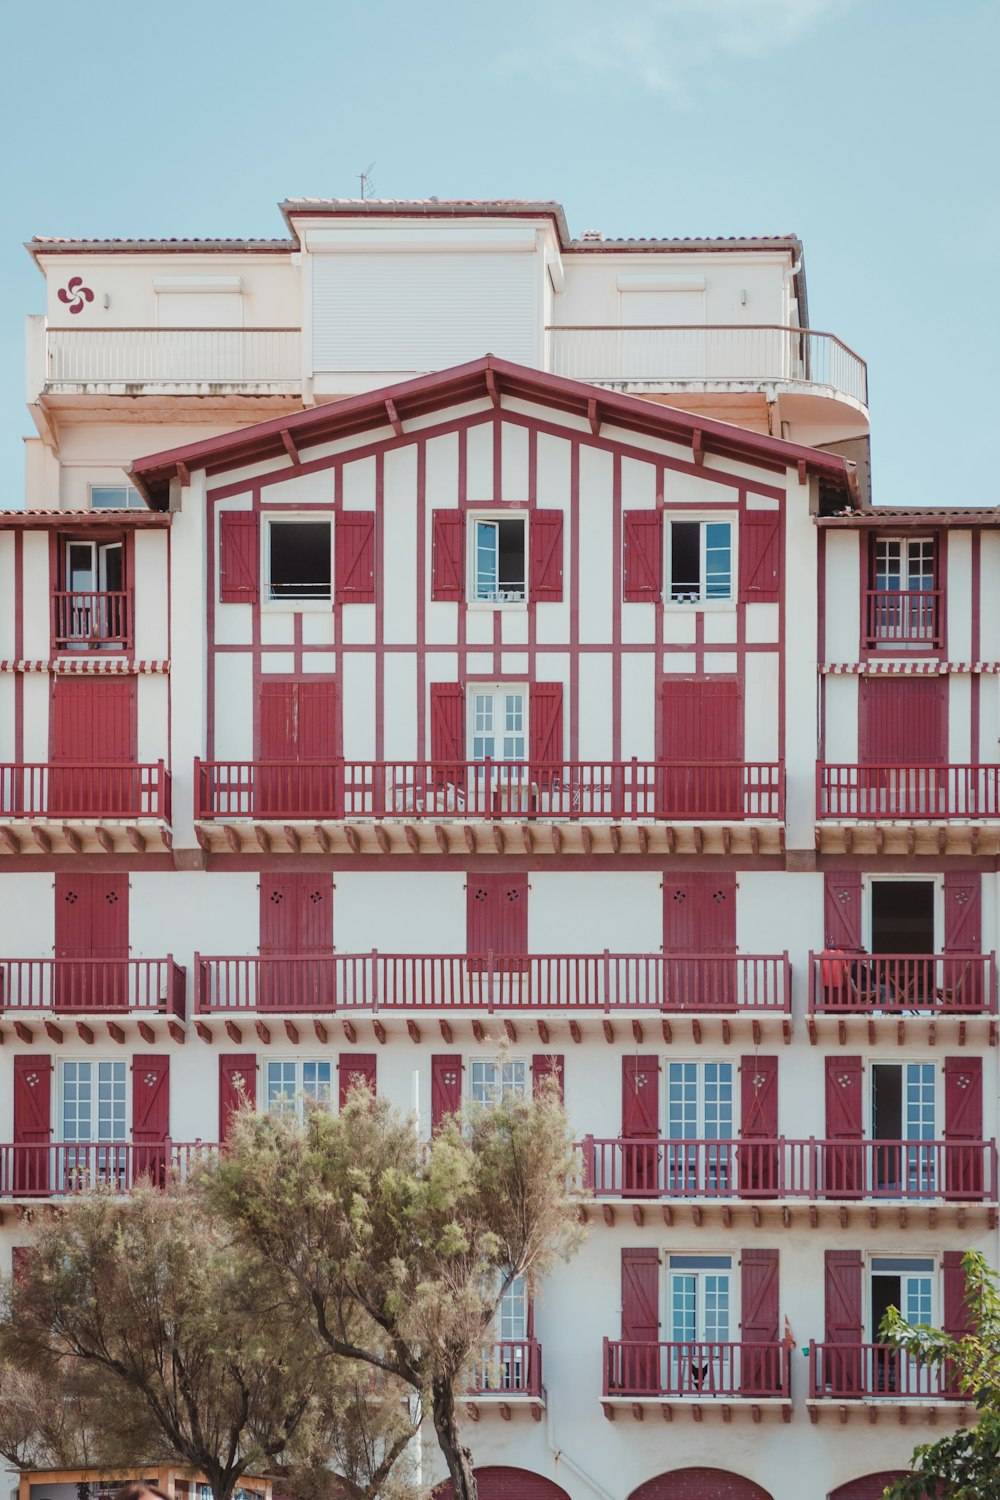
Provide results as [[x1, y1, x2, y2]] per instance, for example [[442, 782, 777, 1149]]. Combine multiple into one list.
[[0, 508, 171, 530], [817, 508, 1000, 530], [127, 356, 858, 512]]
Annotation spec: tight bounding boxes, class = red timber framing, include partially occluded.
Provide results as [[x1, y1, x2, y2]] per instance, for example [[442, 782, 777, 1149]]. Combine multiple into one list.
[[153, 356, 813, 846]]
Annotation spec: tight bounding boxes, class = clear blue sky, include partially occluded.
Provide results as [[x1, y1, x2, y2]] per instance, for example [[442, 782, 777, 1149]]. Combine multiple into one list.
[[1, 0, 996, 506]]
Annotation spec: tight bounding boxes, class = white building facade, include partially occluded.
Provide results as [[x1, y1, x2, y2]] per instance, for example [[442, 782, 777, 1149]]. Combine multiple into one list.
[[0, 201, 995, 1500]]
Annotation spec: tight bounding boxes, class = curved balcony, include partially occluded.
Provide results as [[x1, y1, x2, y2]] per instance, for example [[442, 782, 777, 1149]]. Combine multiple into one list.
[[603, 1339, 789, 1400], [0, 958, 185, 1017], [809, 1342, 958, 1401]]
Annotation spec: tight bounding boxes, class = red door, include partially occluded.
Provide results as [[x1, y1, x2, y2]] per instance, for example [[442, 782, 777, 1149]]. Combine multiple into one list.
[[663, 873, 736, 1008], [823, 1250, 863, 1394], [338, 1053, 377, 1108], [943, 874, 983, 1008], [739, 1055, 778, 1196], [431, 1056, 463, 1132], [944, 1056, 983, 1199], [259, 873, 333, 1009], [622, 1056, 659, 1195], [619, 1247, 660, 1393], [741, 1248, 780, 1394], [466, 873, 528, 977], [660, 678, 743, 818], [219, 1055, 256, 1144], [257, 678, 339, 816], [132, 1056, 170, 1185], [825, 1056, 864, 1197], [859, 676, 947, 815], [54, 874, 129, 1010], [50, 675, 137, 815], [13, 1056, 52, 1194]]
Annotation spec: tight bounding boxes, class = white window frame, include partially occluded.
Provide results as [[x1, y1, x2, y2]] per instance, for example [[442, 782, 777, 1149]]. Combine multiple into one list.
[[64, 539, 125, 595], [468, 684, 528, 766], [59, 1058, 129, 1144], [263, 1058, 333, 1120], [665, 515, 736, 608], [868, 1061, 939, 1143], [867, 1255, 936, 1336], [665, 1060, 735, 1141], [666, 1253, 735, 1345], [469, 1058, 528, 1109], [262, 514, 334, 609], [467, 511, 528, 607], [89, 484, 144, 511], [873, 537, 936, 593]]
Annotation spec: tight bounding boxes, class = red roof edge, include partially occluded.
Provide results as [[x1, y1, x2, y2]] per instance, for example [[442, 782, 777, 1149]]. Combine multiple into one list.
[[128, 355, 858, 510]]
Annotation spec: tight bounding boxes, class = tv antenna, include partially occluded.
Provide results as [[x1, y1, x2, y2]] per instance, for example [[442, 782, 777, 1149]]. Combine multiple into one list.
[[358, 163, 376, 200]]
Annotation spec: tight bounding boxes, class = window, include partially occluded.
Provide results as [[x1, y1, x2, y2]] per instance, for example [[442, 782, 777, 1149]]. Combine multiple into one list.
[[869, 880, 935, 955], [61, 1060, 126, 1142], [667, 519, 733, 603], [65, 540, 124, 594], [874, 538, 935, 594], [668, 1254, 732, 1391], [470, 687, 527, 762], [871, 1063, 937, 1193], [265, 518, 332, 602], [870, 1257, 934, 1391], [264, 1060, 332, 1120], [471, 515, 526, 603], [90, 484, 143, 510], [667, 1061, 734, 1192], [869, 538, 938, 646], [470, 1059, 528, 1108]]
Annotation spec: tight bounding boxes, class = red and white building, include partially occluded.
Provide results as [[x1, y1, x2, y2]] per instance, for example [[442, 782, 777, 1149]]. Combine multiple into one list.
[[0, 200, 995, 1500]]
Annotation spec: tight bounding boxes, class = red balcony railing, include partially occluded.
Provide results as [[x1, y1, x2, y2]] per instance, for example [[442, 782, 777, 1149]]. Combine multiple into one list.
[[52, 591, 131, 649], [864, 589, 941, 649], [603, 1339, 789, 1399], [579, 1137, 997, 1202], [0, 1140, 218, 1198], [195, 952, 790, 1014], [810, 952, 996, 1014], [468, 1340, 543, 1397], [818, 764, 1000, 820], [809, 1342, 958, 1400], [0, 958, 185, 1017], [195, 758, 784, 822], [0, 762, 171, 820]]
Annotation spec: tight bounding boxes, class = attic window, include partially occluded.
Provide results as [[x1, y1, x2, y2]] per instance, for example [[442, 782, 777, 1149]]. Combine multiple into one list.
[[266, 519, 332, 602]]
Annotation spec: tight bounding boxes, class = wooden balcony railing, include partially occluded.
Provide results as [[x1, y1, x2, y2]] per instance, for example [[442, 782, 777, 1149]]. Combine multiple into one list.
[[603, 1339, 789, 1399], [195, 952, 790, 1014], [809, 952, 996, 1015], [864, 589, 941, 648], [809, 1342, 958, 1400], [546, 324, 868, 408], [0, 762, 170, 820], [468, 1340, 543, 1397], [818, 764, 1000, 820], [579, 1137, 997, 1202], [195, 759, 784, 822], [51, 591, 131, 650], [0, 1140, 218, 1198], [0, 958, 185, 1017]]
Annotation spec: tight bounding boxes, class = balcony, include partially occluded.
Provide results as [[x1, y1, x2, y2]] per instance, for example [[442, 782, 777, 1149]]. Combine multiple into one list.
[[864, 589, 941, 650], [52, 591, 131, 651], [810, 953, 996, 1016], [579, 1137, 997, 1203], [0, 1140, 216, 1198], [195, 952, 790, 1016], [39, 327, 301, 396], [0, 958, 185, 1018], [603, 1339, 789, 1400], [809, 1343, 957, 1401], [818, 765, 1000, 822], [546, 324, 868, 411], [468, 1340, 543, 1401], [0, 763, 172, 856]]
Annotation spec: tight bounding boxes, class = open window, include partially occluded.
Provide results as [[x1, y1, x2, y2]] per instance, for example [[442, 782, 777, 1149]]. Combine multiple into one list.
[[471, 515, 526, 603], [867, 536, 939, 647], [265, 518, 332, 602], [667, 518, 734, 604], [871, 1063, 937, 1193], [869, 1256, 934, 1389], [57, 539, 128, 648], [869, 880, 935, 955]]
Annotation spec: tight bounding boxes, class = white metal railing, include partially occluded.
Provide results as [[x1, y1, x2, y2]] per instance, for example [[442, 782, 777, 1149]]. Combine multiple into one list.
[[546, 325, 868, 406], [45, 328, 301, 388]]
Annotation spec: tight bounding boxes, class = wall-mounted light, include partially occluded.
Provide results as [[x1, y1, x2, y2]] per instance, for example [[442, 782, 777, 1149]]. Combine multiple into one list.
[[102, 293, 110, 309], [740, 288, 748, 306]]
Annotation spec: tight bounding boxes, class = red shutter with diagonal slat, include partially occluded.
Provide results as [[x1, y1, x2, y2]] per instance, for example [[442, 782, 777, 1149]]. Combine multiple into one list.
[[529, 683, 563, 780], [335, 512, 376, 604], [621, 1248, 660, 1342], [824, 1250, 862, 1346], [430, 682, 464, 770], [622, 1057, 659, 1137], [943, 1251, 972, 1337], [432, 510, 464, 601], [741, 1249, 779, 1346], [339, 1053, 376, 1108], [825, 1056, 863, 1197], [739, 512, 781, 603], [529, 511, 563, 602], [13, 1055, 51, 1195], [824, 872, 863, 951], [945, 1056, 983, 1199], [219, 1054, 256, 1143], [943, 874, 984, 1007], [219, 512, 259, 604], [741, 1057, 778, 1138], [132, 1056, 169, 1144], [531, 1054, 565, 1104], [431, 1056, 462, 1132], [623, 511, 663, 602]]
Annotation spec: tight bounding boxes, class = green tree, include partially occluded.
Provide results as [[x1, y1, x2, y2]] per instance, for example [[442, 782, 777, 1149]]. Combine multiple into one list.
[[0, 1182, 418, 1500], [881, 1250, 1000, 1499], [204, 1082, 584, 1500]]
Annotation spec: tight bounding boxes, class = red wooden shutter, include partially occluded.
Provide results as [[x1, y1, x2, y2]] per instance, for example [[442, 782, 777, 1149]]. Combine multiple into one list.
[[297, 679, 338, 758], [623, 511, 663, 602], [532, 1054, 565, 1104], [739, 512, 781, 603], [942, 1251, 972, 1337], [258, 679, 338, 816], [431, 510, 464, 601], [621, 1248, 660, 1341], [825, 1055, 863, 1197], [431, 1056, 463, 1131], [466, 873, 528, 961], [529, 683, 563, 780], [944, 1056, 983, 1199], [132, 1055, 170, 1184], [741, 1248, 780, 1394], [859, 676, 947, 764], [430, 683, 465, 771], [824, 872, 863, 951], [219, 512, 259, 604], [339, 1053, 377, 1108], [260, 874, 332, 955], [219, 1054, 256, 1144], [51, 676, 137, 763], [741, 1057, 778, 1138], [14, 1055, 52, 1195], [528, 511, 563, 602], [335, 512, 376, 604], [54, 874, 129, 1009], [622, 1057, 659, 1136], [824, 1250, 863, 1344], [663, 874, 736, 952], [659, 677, 743, 819], [943, 873, 983, 1007]]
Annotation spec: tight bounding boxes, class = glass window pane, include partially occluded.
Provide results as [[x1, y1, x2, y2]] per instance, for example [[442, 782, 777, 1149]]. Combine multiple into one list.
[[704, 522, 732, 600], [475, 522, 499, 601]]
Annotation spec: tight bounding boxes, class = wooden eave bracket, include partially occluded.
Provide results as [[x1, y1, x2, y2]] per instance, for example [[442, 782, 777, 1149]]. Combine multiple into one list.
[[176, 461, 191, 488], [0, 826, 21, 855], [485, 368, 501, 408], [385, 398, 404, 438], [692, 429, 705, 465], [280, 429, 300, 466], [588, 398, 600, 437]]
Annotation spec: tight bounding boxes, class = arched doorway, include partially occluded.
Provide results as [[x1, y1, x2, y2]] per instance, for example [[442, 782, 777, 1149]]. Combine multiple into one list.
[[829, 1476, 908, 1500], [629, 1470, 775, 1500], [434, 1467, 571, 1500]]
